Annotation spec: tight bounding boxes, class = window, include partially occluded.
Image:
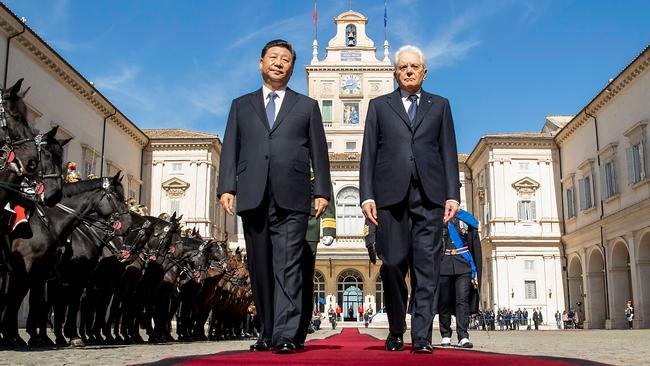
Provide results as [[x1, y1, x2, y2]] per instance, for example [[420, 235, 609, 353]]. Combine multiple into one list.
[[81, 145, 100, 177], [601, 160, 617, 199], [343, 102, 360, 124], [313, 271, 326, 313], [172, 163, 182, 172], [336, 187, 364, 235], [345, 24, 357, 47], [524, 260, 535, 271], [327, 141, 332, 150], [627, 142, 646, 184], [322, 100, 333, 123], [525, 280, 537, 299], [579, 175, 593, 210], [337, 270, 363, 321], [170, 199, 181, 215], [375, 274, 384, 313], [346, 141, 356, 151], [566, 187, 576, 218], [517, 200, 536, 221]]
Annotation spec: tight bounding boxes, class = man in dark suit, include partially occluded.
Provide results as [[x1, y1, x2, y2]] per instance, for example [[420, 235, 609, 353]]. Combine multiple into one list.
[[218, 39, 331, 354], [360, 45, 461, 354]]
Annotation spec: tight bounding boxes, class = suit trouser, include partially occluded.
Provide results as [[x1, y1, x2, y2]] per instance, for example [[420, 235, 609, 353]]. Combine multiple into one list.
[[241, 188, 308, 345], [438, 272, 471, 341], [297, 240, 318, 344], [376, 178, 443, 344]]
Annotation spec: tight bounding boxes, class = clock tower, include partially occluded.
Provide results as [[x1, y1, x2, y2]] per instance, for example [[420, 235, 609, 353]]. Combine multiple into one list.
[[305, 9, 394, 315]]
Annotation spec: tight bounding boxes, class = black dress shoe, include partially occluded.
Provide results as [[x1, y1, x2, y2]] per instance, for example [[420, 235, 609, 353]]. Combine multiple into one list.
[[385, 334, 404, 351], [250, 340, 271, 352], [272, 342, 296, 354], [460, 341, 474, 349], [412, 343, 433, 354]]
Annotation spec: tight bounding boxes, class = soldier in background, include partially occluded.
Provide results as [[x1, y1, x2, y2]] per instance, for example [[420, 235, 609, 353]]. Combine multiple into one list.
[[297, 177, 336, 347], [64, 161, 81, 183], [438, 212, 482, 349]]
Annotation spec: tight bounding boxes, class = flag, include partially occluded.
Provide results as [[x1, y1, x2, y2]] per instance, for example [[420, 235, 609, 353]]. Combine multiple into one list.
[[384, 0, 387, 28], [313, 0, 317, 28]]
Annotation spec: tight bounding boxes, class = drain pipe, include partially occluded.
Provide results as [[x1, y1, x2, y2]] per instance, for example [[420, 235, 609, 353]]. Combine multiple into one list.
[[554, 137, 571, 310], [585, 109, 610, 321], [99, 109, 116, 177], [3, 20, 27, 89]]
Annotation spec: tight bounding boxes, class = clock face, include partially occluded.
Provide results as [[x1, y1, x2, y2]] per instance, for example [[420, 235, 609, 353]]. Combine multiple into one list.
[[341, 75, 361, 94]]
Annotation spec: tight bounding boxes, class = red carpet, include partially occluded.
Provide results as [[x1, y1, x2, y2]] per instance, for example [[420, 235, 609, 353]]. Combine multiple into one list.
[[143, 328, 607, 366]]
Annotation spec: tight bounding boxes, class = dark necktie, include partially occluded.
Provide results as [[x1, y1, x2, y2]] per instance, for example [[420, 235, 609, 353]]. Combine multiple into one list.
[[266, 91, 278, 127], [407, 94, 418, 125]]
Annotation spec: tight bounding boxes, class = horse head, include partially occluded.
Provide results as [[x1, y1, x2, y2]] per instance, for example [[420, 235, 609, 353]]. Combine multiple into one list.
[[0, 79, 40, 178], [36, 126, 70, 206]]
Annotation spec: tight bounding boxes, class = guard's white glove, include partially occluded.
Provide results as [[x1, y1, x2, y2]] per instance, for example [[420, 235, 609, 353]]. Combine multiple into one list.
[[322, 236, 334, 246]]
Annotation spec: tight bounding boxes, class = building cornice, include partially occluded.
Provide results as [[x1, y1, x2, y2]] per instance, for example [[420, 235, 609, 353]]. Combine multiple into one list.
[[555, 45, 650, 145], [466, 135, 555, 168], [305, 65, 394, 72], [147, 141, 219, 150], [0, 5, 149, 148]]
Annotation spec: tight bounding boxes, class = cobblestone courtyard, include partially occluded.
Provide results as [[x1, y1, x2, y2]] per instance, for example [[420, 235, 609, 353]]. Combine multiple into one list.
[[0, 327, 647, 365]]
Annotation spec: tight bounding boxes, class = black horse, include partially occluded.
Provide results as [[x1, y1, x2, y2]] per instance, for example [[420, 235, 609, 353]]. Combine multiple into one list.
[[1, 173, 128, 347]]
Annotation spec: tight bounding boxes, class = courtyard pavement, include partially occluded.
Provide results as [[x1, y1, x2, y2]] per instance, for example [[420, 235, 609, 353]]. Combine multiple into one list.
[[0, 325, 647, 365]]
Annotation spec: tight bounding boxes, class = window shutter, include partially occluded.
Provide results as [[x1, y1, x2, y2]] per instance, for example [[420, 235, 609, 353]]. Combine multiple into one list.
[[530, 201, 536, 220], [640, 140, 647, 180], [600, 165, 607, 198], [627, 147, 635, 184], [578, 179, 586, 210]]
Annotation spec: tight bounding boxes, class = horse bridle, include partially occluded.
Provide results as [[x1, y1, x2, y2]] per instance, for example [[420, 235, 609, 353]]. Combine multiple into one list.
[[0, 92, 60, 199]]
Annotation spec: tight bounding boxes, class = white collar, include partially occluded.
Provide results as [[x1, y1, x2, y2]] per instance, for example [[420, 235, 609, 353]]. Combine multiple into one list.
[[262, 85, 287, 100], [399, 88, 422, 100]]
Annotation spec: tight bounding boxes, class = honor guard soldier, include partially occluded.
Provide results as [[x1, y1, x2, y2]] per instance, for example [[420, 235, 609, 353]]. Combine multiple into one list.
[[64, 161, 81, 183], [438, 209, 482, 348], [298, 176, 336, 347]]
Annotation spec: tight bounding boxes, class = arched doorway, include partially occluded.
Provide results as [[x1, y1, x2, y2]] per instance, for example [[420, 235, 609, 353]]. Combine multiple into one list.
[[313, 270, 326, 313], [337, 269, 364, 321], [336, 187, 364, 235], [610, 241, 632, 329], [375, 273, 384, 313], [567, 256, 584, 318], [638, 232, 650, 328], [586, 249, 606, 329]]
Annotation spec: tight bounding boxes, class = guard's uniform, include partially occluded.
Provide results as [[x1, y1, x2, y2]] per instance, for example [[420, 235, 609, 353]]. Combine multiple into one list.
[[298, 179, 336, 344], [438, 216, 482, 343]]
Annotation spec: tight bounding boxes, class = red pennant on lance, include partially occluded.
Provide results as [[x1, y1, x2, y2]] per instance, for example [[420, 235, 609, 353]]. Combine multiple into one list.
[[113, 220, 122, 231], [313, 1, 317, 27], [120, 250, 130, 260], [169, 246, 176, 254], [35, 183, 45, 196]]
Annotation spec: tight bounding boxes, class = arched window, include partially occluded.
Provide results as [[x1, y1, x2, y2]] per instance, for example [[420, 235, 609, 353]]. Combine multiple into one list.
[[313, 270, 326, 313], [336, 187, 364, 235], [375, 273, 384, 313], [345, 24, 357, 47], [337, 269, 364, 321]]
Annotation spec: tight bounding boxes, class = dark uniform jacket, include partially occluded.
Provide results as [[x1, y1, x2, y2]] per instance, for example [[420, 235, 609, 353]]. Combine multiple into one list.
[[440, 218, 483, 315]]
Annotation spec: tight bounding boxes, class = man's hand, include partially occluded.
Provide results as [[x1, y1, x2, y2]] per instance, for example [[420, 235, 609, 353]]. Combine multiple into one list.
[[361, 201, 378, 226], [443, 200, 460, 224], [220, 193, 235, 215], [315, 197, 328, 219]]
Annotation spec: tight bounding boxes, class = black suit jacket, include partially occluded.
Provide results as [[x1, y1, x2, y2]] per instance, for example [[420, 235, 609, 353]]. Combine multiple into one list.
[[217, 88, 331, 214], [359, 89, 460, 208]]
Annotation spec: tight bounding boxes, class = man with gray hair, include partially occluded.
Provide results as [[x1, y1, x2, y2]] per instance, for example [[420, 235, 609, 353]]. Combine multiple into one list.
[[360, 45, 460, 354]]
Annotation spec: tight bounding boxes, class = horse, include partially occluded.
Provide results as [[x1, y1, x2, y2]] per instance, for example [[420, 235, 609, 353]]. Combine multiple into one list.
[[1, 173, 128, 347]]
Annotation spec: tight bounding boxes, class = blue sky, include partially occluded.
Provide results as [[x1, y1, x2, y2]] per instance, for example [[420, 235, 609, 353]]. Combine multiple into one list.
[[5, 0, 650, 153]]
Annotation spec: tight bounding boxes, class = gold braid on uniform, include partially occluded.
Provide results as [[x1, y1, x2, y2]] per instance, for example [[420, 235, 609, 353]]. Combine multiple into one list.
[[321, 218, 336, 229]]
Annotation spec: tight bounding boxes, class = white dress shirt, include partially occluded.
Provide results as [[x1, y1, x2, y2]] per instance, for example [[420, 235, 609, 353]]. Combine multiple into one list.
[[262, 84, 287, 121], [361, 88, 460, 209]]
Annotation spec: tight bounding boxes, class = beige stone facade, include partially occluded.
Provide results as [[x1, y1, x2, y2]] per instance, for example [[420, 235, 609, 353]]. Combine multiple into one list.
[[555, 45, 650, 329], [465, 131, 565, 322]]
